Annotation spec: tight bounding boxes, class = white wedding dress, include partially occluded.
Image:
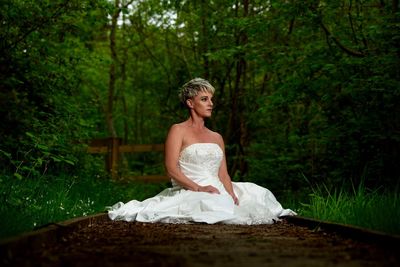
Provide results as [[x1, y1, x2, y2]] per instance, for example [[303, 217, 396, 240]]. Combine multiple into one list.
[[108, 143, 296, 224]]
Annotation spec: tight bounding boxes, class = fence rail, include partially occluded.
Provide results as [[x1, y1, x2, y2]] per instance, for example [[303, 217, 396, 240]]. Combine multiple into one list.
[[87, 137, 168, 182]]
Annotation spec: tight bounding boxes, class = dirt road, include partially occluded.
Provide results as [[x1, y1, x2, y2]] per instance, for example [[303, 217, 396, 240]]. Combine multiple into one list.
[[3, 219, 400, 267]]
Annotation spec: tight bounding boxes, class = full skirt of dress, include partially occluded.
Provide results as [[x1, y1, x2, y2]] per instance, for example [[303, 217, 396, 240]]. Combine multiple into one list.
[[108, 143, 296, 225], [108, 182, 296, 225]]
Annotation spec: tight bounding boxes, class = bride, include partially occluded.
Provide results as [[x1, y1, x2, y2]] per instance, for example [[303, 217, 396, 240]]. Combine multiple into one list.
[[108, 78, 296, 224]]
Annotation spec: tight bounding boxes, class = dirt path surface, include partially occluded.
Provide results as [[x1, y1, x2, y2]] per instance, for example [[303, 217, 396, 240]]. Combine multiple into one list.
[[3, 219, 400, 267]]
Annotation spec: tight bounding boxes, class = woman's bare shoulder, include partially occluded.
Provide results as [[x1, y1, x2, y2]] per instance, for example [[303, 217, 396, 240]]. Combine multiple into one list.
[[169, 122, 185, 129], [167, 122, 187, 138], [207, 128, 222, 137], [207, 129, 224, 145]]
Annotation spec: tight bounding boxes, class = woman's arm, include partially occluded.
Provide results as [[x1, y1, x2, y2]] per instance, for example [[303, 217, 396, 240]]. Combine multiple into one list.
[[216, 135, 239, 205], [164, 124, 219, 193]]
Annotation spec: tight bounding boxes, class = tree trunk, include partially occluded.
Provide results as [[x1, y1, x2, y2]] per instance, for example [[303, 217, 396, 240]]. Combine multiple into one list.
[[200, 0, 210, 79], [107, 0, 120, 138], [228, 0, 249, 178], [121, 8, 129, 144], [393, 0, 399, 13]]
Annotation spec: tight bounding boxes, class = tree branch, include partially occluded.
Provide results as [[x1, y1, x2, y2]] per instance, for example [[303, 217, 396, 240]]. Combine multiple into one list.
[[319, 20, 365, 57], [7, 2, 70, 51]]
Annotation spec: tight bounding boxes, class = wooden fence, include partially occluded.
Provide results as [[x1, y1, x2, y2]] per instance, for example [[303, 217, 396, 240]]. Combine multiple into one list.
[[87, 137, 169, 182]]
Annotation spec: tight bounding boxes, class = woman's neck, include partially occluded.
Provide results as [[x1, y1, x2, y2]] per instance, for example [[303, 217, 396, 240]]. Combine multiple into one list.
[[186, 116, 206, 129]]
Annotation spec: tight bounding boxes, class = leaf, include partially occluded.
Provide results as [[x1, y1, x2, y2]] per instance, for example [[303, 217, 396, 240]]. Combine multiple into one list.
[[26, 132, 35, 139], [14, 173, 23, 180], [51, 156, 62, 162], [36, 158, 43, 165], [36, 144, 49, 151], [0, 149, 12, 159], [64, 159, 75, 165]]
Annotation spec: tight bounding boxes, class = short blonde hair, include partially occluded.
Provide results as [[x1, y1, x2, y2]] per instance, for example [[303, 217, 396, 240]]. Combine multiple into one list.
[[179, 78, 215, 106]]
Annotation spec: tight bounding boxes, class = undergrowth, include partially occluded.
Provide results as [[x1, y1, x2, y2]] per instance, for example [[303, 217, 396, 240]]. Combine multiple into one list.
[[0, 174, 167, 239], [299, 182, 400, 235], [2, 172, 399, 240]]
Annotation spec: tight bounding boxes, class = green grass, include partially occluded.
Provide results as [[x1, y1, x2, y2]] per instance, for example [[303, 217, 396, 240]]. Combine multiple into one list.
[[2, 173, 399, 240], [0, 174, 167, 239], [299, 183, 400, 235]]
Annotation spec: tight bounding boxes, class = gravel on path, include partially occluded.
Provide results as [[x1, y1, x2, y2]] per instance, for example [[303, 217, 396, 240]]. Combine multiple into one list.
[[3, 219, 399, 267]]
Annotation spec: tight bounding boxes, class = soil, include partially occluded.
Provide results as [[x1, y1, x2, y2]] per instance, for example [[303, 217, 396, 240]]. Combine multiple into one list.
[[3, 219, 400, 267]]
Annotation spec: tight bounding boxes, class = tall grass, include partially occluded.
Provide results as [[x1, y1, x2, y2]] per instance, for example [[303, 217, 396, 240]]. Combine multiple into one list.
[[300, 182, 400, 235], [0, 174, 167, 239], [2, 173, 399, 239]]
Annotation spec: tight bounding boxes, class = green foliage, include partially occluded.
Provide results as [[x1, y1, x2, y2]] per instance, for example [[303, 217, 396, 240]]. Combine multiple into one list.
[[244, 1, 400, 189], [1, 0, 399, 236], [300, 182, 400, 235], [0, 173, 167, 239], [0, 0, 109, 179]]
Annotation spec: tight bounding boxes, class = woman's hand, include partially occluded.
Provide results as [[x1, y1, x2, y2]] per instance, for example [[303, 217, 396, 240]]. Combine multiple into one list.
[[230, 193, 239, 205], [197, 185, 220, 194]]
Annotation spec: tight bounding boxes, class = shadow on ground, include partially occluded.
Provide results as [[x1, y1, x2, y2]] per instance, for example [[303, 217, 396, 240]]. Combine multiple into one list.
[[2, 220, 399, 267]]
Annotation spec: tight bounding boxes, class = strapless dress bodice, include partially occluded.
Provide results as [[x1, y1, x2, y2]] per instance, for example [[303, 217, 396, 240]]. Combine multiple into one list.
[[172, 143, 224, 189]]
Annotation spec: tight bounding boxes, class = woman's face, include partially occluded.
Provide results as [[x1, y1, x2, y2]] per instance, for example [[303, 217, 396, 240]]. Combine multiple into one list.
[[187, 91, 214, 118]]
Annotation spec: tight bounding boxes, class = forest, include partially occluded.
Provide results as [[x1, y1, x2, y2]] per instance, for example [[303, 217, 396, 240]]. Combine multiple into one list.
[[0, 0, 399, 238]]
